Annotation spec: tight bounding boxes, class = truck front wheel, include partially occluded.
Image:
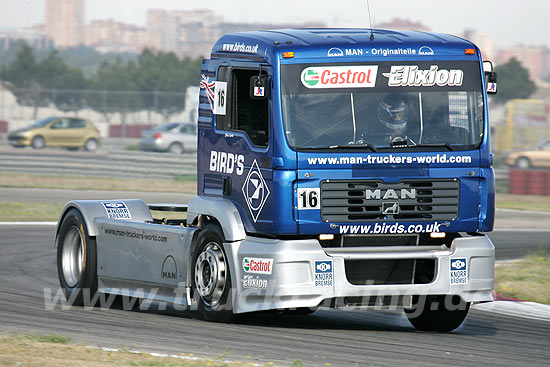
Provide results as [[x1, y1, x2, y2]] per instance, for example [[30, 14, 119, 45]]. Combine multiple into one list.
[[56, 209, 98, 306], [192, 224, 234, 322], [404, 295, 470, 332]]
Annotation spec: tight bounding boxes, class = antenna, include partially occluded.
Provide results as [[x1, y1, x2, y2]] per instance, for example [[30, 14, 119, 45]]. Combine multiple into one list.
[[366, 0, 375, 41]]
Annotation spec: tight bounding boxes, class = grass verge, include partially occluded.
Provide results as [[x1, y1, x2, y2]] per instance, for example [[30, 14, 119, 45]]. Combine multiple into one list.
[[0, 201, 65, 222], [495, 177, 550, 211], [0, 334, 276, 367], [495, 193, 550, 211], [495, 252, 550, 304], [0, 202, 192, 222], [0, 172, 196, 194]]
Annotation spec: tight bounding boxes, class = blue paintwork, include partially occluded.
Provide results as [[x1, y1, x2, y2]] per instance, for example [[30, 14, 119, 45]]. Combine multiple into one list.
[[197, 28, 495, 236]]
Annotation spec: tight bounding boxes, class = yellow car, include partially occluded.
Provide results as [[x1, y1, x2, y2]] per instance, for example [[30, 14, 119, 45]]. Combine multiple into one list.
[[7, 117, 101, 151], [503, 139, 550, 169]]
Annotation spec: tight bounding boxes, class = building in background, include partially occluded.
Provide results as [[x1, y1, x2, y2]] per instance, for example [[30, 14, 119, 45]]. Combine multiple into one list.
[[376, 18, 430, 32], [463, 29, 494, 60], [45, 0, 85, 48], [0, 25, 53, 51], [85, 18, 147, 53], [146, 9, 324, 58]]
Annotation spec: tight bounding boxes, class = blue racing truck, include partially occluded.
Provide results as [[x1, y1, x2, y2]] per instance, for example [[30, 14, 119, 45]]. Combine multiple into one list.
[[55, 28, 498, 332]]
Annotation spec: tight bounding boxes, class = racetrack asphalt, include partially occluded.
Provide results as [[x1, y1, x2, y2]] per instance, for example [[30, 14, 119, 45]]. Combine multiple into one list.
[[0, 225, 549, 367]]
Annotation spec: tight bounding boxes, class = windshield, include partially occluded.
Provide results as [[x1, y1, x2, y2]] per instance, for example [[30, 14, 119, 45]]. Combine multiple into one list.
[[31, 117, 57, 128], [281, 61, 484, 150]]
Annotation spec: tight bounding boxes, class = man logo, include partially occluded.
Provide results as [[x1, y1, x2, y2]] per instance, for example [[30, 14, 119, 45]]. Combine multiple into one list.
[[327, 47, 344, 57], [419, 46, 435, 55], [382, 202, 400, 215], [365, 188, 416, 200]]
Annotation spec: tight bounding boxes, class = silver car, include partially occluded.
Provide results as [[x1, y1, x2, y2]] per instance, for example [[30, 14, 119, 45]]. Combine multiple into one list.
[[139, 122, 197, 154]]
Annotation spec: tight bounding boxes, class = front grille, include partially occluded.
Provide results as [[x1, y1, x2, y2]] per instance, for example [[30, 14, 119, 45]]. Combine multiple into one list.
[[321, 179, 459, 222], [344, 259, 436, 285], [7, 135, 24, 141]]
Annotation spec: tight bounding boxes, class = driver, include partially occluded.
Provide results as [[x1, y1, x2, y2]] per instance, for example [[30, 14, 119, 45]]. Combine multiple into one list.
[[357, 94, 415, 146]]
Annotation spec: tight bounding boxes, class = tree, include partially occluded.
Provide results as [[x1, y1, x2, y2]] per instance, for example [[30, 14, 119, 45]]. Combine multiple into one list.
[[135, 49, 201, 121], [39, 50, 86, 112], [0, 43, 47, 117], [492, 57, 537, 104], [0, 43, 86, 116], [87, 58, 142, 128]]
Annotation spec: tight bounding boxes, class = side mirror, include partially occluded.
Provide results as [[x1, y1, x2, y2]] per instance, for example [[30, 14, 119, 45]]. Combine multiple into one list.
[[483, 61, 497, 94], [250, 75, 269, 99]]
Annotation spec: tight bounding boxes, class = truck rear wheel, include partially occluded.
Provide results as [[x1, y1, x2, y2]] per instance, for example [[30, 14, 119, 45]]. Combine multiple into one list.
[[56, 209, 98, 306], [192, 223, 234, 322], [405, 295, 470, 332]]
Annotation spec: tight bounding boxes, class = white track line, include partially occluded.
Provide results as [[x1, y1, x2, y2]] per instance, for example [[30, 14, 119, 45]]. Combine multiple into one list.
[[473, 301, 550, 321]]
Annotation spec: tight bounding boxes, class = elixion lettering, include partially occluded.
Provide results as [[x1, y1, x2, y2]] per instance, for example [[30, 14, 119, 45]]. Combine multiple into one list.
[[383, 65, 464, 87]]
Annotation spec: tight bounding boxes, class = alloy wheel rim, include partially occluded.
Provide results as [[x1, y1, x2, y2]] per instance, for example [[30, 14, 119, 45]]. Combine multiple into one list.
[[61, 226, 84, 288]]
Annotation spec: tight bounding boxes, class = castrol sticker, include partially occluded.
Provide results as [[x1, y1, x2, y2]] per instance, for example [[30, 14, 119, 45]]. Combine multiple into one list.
[[242, 257, 273, 274], [301, 65, 378, 89]]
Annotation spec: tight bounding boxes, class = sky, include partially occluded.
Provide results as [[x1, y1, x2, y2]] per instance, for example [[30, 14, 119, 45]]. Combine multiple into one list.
[[1, 0, 549, 48]]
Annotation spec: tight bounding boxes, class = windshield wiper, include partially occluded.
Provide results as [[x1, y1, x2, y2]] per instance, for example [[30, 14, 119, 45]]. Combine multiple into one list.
[[328, 144, 377, 152], [390, 142, 455, 151]]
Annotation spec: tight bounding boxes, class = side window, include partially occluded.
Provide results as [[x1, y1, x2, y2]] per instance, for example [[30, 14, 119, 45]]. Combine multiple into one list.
[[181, 125, 196, 135], [70, 119, 86, 128], [51, 118, 70, 129], [231, 68, 269, 147]]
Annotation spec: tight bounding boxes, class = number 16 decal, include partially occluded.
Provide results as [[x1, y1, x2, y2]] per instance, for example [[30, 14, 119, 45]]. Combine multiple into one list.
[[213, 81, 227, 115], [297, 188, 320, 210]]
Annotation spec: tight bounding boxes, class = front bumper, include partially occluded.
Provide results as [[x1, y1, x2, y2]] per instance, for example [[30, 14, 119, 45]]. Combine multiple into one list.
[[224, 235, 494, 314], [7, 135, 30, 146], [140, 138, 168, 151]]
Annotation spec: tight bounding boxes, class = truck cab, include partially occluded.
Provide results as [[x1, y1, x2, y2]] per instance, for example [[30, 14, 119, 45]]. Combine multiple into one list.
[[196, 28, 494, 238]]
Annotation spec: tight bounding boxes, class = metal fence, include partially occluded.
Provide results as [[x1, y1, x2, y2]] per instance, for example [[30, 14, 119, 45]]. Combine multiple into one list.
[[0, 84, 198, 137]]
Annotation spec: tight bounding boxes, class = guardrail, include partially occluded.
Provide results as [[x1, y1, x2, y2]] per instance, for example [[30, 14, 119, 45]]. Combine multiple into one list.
[[0, 141, 197, 179]]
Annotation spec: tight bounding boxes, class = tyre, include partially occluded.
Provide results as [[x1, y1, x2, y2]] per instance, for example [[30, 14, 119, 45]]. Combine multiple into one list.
[[516, 157, 531, 169], [56, 208, 98, 306], [405, 295, 470, 332], [168, 142, 184, 154], [84, 138, 99, 152], [31, 136, 45, 149], [192, 223, 234, 322]]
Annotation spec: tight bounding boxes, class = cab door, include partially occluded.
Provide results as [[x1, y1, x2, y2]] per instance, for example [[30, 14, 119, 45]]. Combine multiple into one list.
[[212, 64, 273, 235], [47, 118, 72, 146]]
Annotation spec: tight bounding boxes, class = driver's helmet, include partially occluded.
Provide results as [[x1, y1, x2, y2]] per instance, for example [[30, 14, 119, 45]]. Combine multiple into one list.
[[377, 94, 408, 131]]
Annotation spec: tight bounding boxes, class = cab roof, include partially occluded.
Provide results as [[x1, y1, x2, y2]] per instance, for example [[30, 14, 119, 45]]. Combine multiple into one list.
[[211, 28, 479, 62]]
